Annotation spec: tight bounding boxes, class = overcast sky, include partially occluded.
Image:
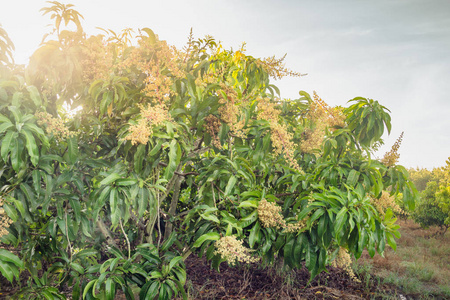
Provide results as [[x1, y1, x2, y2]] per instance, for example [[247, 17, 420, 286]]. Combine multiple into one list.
[[1, 0, 449, 169]]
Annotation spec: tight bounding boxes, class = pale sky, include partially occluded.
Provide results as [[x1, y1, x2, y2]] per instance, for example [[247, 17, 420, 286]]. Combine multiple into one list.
[[1, 0, 450, 169]]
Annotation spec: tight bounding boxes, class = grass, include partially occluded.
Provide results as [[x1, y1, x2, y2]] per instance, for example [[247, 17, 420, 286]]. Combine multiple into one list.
[[354, 218, 450, 299]]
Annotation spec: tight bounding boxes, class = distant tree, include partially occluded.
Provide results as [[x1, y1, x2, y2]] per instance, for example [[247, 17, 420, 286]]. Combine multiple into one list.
[[408, 167, 432, 192], [410, 158, 450, 235]]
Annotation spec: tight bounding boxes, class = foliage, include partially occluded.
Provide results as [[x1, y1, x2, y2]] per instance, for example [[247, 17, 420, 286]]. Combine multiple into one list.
[[0, 2, 418, 298], [408, 167, 432, 192], [412, 182, 448, 232], [409, 158, 450, 234]]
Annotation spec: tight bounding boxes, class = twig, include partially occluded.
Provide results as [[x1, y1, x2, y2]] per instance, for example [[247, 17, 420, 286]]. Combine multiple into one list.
[[119, 218, 131, 260]]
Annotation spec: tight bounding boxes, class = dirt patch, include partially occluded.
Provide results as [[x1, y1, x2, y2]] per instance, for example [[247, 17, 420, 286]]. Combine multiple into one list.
[[184, 255, 400, 299]]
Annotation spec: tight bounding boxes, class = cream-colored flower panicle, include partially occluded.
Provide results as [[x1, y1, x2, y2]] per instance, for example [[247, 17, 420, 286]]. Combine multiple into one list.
[[125, 103, 171, 145], [332, 247, 360, 282], [125, 119, 152, 145], [256, 98, 302, 172], [214, 235, 259, 265], [36, 112, 74, 140], [257, 198, 307, 233], [0, 198, 13, 238], [257, 198, 285, 229]]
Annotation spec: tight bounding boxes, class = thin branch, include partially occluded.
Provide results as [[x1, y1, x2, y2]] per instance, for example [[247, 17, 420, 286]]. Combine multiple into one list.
[[119, 219, 131, 260]]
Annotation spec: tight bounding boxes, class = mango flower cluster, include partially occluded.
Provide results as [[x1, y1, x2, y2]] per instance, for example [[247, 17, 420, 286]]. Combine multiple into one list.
[[371, 191, 404, 217], [214, 235, 259, 265], [125, 103, 171, 145], [257, 199, 306, 233], [257, 198, 285, 229], [381, 132, 404, 167], [301, 92, 345, 154], [257, 98, 302, 172], [331, 247, 360, 282], [0, 198, 13, 238], [35, 112, 74, 140], [217, 85, 246, 139], [204, 115, 222, 149], [123, 38, 183, 105]]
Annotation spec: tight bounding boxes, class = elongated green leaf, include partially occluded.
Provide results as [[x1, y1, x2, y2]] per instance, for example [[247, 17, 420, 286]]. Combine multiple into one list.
[[283, 235, 295, 267], [83, 280, 97, 299], [115, 178, 137, 186], [347, 169, 360, 187], [26, 85, 42, 106], [100, 173, 122, 186], [1, 130, 14, 161], [0, 122, 13, 134], [0, 249, 23, 267], [168, 256, 183, 271], [224, 175, 237, 196], [0, 261, 14, 282], [105, 278, 116, 300], [334, 207, 348, 237], [193, 232, 220, 248], [22, 130, 39, 166], [110, 188, 119, 226], [69, 198, 81, 223], [249, 221, 261, 248], [134, 144, 145, 172], [238, 210, 258, 228], [67, 137, 78, 164]]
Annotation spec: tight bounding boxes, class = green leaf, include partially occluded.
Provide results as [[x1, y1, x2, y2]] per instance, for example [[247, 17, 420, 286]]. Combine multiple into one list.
[[0, 261, 14, 283], [140, 281, 159, 300], [70, 262, 85, 275], [238, 210, 258, 228], [0, 122, 13, 134], [115, 178, 137, 186], [224, 175, 237, 196], [334, 207, 348, 237], [22, 129, 39, 166], [100, 173, 122, 186], [168, 256, 183, 271], [83, 280, 97, 299], [0, 249, 23, 267], [249, 221, 261, 248], [347, 169, 360, 187], [69, 198, 81, 223], [193, 232, 220, 248], [283, 235, 295, 268], [141, 28, 157, 44], [110, 188, 119, 226], [26, 85, 42, 106], [305, 242, 317, 273], [67, 136, 78, 164], [161, 231, 177, 252], [148, 140, 163, 156], [164, 140, 181, 180], [105, 278, 116, 300], [386, 232, 397, 251], [134, 144, 145, 172], [1, 130, 14, 161], [238, 200, 258, 209]]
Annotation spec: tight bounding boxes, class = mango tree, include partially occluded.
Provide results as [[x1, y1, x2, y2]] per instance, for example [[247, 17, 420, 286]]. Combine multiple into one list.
[[0, 2, 417, 299]]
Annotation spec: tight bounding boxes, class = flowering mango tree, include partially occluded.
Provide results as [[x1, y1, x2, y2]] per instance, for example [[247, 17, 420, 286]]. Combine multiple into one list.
[[0, 2, 417, 299]]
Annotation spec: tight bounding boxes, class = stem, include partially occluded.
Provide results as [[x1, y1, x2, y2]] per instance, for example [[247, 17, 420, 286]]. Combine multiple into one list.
[[157, 191, 162, 249], [164, 174, 183, 240], [119, 219, 131, 260], [65, 210, 73, 262], [211, 182, 217, 208]]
